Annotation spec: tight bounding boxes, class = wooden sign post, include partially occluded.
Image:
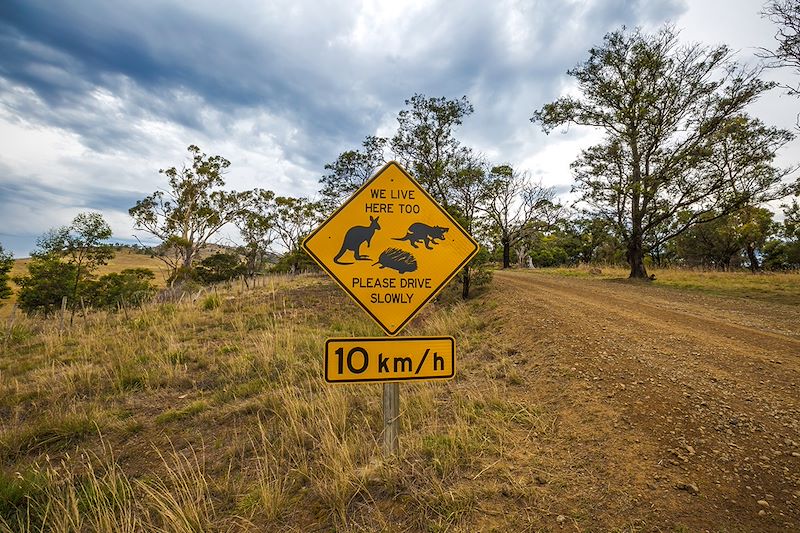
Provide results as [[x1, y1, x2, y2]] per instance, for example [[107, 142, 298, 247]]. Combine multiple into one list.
[[383, 383, 399, 455]]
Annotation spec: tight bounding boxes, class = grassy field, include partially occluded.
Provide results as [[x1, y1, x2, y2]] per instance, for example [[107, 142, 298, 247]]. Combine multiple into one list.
[[540, 264, 800, 305], [0, 274, 512, 532], [2, 260, 798, 530]]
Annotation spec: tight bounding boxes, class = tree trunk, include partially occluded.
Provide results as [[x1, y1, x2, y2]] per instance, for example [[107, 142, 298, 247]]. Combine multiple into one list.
[[502, 236, 511, 269], [183, 246, 194, 270], [627, 237, 648, 279], [461, 266, 470, 300], [746, 242, 760, 273]]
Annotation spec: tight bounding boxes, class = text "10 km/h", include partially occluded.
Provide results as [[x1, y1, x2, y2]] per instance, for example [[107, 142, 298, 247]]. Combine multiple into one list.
[[324, 337, 455, 383]]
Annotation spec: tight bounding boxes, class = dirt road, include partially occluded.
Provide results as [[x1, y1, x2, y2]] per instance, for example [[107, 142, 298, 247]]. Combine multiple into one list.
[[478, 271, 800, 531]]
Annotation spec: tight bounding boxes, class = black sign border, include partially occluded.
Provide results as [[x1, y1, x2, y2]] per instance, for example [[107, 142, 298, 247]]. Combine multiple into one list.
[[302, 161, 480, 336], [324, 336, 455, 383]]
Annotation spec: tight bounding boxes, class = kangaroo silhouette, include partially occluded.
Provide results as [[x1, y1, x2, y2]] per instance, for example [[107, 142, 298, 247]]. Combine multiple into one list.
[[333, 216, 381, 265]]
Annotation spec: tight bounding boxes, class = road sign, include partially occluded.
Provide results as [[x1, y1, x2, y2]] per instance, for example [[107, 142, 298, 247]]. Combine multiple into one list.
[[303, 161, 479, 335], [324, 336, 455, 383]]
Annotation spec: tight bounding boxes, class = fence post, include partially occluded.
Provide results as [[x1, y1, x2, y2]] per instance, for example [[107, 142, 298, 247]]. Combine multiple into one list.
[[3, 302, 17, 347], [59, 296, 68, 334]]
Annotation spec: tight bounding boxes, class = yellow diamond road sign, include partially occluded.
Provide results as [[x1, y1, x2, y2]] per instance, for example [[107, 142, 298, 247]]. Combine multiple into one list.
[[303, 161, 479, 335]]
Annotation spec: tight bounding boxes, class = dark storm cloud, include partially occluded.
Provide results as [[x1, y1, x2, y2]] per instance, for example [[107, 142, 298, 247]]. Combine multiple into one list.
[[0, 0, 688, 166], [0, 0, 370, 166], [0, 0, 692, 255], [0, 167, 143, 214]]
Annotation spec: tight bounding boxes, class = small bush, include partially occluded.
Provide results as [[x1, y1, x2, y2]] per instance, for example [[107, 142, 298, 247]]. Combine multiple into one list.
[[194, 253, 245, 284], [1, 414, 99, 460], [87, 268, 157, 309], [155, 401, 208, 424], [201, 294, 221, 310]]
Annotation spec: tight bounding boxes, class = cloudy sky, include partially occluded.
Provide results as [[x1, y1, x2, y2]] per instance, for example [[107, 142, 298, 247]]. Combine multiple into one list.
[[1, 0, 797, 257]]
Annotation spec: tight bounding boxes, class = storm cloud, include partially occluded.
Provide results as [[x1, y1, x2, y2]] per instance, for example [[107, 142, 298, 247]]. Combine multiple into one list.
[[1, 0, 795, 256]]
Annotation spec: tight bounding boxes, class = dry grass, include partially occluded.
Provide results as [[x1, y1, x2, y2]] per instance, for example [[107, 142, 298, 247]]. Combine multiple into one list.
[[0, 273, 541, 531], [6, 268, 787, 529], [540, 264, 800, 305]]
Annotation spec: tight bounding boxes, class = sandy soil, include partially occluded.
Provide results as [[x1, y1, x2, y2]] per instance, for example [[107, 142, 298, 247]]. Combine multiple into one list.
[[476, 270, 800, 531]]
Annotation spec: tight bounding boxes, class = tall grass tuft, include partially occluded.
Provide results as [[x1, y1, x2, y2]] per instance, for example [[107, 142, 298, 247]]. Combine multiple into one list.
[[137, 445, 215, 533]]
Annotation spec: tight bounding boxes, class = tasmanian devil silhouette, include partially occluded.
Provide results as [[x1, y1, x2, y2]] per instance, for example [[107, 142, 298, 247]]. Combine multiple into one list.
[[333, 216, 381, 264], [393, 222, 448, 250]]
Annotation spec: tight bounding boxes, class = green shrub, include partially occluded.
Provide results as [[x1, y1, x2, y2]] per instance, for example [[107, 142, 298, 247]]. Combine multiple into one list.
[[0, 244, 12, 302], [194, 253, 245, 284], [14, 256, 77, 316], [201, 294, 222, 310], [87, 268, 157, 309]]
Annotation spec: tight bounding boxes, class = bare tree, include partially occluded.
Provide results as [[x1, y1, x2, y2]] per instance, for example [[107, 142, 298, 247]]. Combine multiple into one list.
[[483, 165, 559, 268]]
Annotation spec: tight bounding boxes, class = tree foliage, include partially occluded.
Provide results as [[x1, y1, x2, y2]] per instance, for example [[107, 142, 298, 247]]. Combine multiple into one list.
[[669, 208, 775, 271], [762, 0, 800, 95], [532, 25, 793, 278], [14, 256, 77, 315], [763, 199, 800, 269], [320, 136, 387, 213], [129, 145, 253, 282], [390, 95, 496, 297], [194, 253, 246, 284], [447, 151, 494, 298], [236, 189, 277, 277], [33, 212, 114, 320], [0, 244, 14, 302], [88, 268, 157, 309], [391, 94, 474, 207], [272, 196, 321, 274]]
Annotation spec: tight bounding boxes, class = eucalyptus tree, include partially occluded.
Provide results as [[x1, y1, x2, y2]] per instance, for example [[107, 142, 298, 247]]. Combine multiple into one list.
[[129, 145, 253, 282], [763, 199, 800, 269], [320, 136, 387, 213], [447, 150, 493, 298], [762, 0, 800, 95], [670, 207, 776, 271], [272, 196, 321, 274], [483, 165, 559, 268], [532, 26, 792, 279], [391, 94, 474, 207], [236, 188, 277, 278], [19, 212, 113, 319]]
